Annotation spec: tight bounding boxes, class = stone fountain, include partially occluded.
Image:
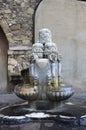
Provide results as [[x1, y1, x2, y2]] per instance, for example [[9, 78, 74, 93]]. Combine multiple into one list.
[[1, 29, 86, 130], [14, 28, 74, 111]]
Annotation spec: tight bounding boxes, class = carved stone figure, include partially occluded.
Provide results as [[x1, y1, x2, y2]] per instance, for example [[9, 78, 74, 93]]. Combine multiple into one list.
[[15, 28, 74, 110], [27, 28, 72, 99], [38, 28, 52, 44], [32, 42, 43, 58]]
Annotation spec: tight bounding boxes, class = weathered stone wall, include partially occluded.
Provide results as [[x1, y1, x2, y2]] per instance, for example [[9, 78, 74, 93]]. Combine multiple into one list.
[[0, 0, 41, 46], [0, 0, 42, 92], [8, 46, 31, 75]]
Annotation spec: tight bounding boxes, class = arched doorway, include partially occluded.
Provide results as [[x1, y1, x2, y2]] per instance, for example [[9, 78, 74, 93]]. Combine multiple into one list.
[[0, 26, 8, 93]]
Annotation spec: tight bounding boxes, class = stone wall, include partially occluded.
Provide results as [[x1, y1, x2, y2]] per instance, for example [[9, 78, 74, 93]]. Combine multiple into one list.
[[0, 0, 42, 76], [8, 46, 32, 75], [35, 0, 86, 93], [0, 0, 42, 46], [0, 0, 42, 92]]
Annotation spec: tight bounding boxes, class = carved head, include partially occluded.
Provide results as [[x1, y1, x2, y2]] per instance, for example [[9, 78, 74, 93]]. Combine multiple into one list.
[[32, 42, 43, 58], [44, 42, 58, 57], [39, 28, 52, 44]]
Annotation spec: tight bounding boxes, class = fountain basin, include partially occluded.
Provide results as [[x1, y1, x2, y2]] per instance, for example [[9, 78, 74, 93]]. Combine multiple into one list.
[[14, 84, 38, 100], [0, 101, 86, 129], [15, 84, 74, 105], [47, 86, 74, 101], [14, 83, 74, 110]]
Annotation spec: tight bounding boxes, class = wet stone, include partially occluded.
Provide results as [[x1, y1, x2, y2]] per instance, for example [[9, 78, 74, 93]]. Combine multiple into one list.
[[0, 102, 86, 126], [80, 117, 86, 126]]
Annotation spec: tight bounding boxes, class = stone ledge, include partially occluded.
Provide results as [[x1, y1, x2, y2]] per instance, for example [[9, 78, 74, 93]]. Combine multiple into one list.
[[9, 46, 32, 51]]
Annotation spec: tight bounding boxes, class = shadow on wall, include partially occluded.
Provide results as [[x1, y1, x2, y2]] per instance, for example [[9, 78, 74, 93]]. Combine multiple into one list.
[[0, 26, 8, 93]]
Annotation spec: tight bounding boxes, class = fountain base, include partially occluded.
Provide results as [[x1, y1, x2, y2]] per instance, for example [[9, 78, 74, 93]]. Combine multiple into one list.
[[15, 84, 74, 108], [0, 101, 86, 128]]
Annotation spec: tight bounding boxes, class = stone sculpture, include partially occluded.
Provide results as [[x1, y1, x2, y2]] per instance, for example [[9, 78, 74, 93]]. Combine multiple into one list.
[[15, 28, 74, 110]]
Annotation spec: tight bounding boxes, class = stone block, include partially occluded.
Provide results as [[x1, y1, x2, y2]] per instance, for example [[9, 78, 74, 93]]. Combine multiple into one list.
[[1, 19, 9, 32], [22, 39, 29, 45], [10, 24, 21, 31], [14, 0, 21, 4], [27, 7, 34, 14], [4, 9, 11, 14], [8, 50, 14, 55]]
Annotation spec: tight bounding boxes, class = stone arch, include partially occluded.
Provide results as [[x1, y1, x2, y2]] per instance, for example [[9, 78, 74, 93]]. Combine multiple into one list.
[[33, 0, 43, 43], [0, 20, 10, 44], [35, 0, 86, 93], [0, 26, 9, 93]]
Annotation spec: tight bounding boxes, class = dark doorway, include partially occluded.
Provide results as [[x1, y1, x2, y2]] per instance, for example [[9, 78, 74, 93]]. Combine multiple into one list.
[[0, 26, 8, 93]]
